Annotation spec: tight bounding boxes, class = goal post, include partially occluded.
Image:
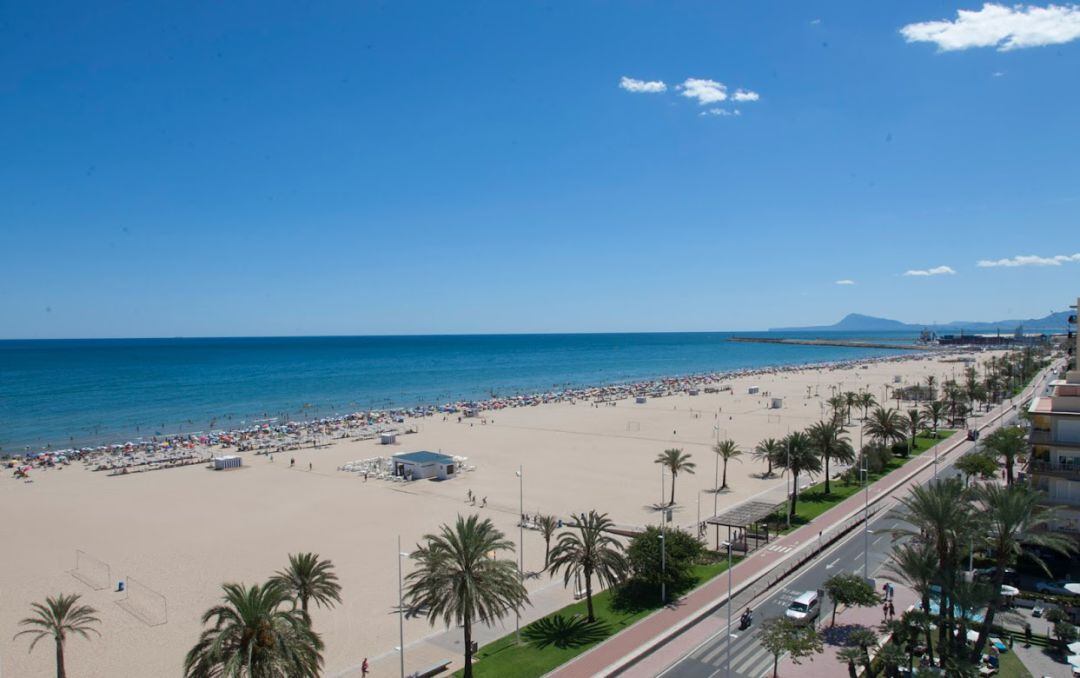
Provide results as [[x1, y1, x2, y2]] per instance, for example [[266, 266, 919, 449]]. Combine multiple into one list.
[[69, 550, 111, 591], [117, 576, 168, 626]]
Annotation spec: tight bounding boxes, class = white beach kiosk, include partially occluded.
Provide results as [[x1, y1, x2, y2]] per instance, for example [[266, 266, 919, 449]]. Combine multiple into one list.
[[391, 451, 456, 481]]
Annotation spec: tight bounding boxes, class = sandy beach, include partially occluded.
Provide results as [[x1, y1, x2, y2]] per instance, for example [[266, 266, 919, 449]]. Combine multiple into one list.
[[0, 350, 1003, 677]]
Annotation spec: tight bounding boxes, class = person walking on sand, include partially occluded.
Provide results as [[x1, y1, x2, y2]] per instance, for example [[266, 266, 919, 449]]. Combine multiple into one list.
[[361, 657, 369, 676], [481, 496, 487, 508], [309, 462, 312, 471]]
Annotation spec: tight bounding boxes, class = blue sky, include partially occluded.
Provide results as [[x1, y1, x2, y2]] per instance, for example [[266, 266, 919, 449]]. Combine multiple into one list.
[[2, 1, 1079, 338]]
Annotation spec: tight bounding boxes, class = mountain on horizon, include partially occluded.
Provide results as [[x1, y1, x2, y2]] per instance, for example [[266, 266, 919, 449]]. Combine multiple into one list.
[[771, 310, 1072, 333]]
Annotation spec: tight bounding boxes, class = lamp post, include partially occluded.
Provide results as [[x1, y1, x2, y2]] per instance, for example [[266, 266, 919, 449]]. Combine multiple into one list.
[[722, 540, 734, 677], [515, 466, 523, 644], [786, 437, 792, 529], [861, 466, 869, 579], [659, 515, 667, 604], [398, 535, 406, 678]]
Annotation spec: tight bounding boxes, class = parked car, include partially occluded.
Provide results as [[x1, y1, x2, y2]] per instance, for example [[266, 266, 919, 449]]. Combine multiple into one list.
[[1035, 581, 1080, 596]]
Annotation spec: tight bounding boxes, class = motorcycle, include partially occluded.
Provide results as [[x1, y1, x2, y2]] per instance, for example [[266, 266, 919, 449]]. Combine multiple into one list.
[[739, 610, 753, 630]]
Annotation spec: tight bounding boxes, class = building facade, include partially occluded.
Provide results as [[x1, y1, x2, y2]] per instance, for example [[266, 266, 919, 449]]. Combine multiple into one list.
[[1028, 297, 1080, 532]]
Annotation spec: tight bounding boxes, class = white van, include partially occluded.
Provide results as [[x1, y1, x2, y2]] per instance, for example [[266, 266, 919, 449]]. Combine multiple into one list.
[[785, 590, 820, 625]]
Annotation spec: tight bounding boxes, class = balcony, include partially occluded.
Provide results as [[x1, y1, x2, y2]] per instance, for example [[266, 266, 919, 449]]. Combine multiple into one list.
[[1029, 430, 1080, 448], [1028, 460, 1080, 481]]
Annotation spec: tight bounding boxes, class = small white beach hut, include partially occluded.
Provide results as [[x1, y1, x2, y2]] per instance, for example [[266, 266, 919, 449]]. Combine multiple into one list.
[[379, 432, 398, 445], [635, 396, 647, 404], [212, 455, 242, 471], [392, 451, 456, 481], [748, 386, 760, 395]]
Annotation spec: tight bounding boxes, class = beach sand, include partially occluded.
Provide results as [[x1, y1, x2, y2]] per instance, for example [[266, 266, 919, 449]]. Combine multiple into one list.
[[0, 350, 1000, 677]]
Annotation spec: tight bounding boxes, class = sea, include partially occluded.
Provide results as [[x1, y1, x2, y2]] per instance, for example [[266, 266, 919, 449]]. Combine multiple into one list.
[[0, 332, 920, 452]]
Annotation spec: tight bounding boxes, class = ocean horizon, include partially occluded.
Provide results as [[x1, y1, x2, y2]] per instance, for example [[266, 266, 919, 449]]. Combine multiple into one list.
[[0, 331, 920, 451]]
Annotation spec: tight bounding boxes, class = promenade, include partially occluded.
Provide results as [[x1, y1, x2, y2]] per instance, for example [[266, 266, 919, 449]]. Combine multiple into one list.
[[548, 363, 1059, 678]]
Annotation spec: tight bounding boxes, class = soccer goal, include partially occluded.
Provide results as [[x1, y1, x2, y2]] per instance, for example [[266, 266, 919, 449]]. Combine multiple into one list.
[[70, 550, 111, 591], [117, 577, 168, 626]]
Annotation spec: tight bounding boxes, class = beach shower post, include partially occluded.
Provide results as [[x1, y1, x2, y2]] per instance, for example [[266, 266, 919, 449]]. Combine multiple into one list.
[[398, 535, 406, 678]]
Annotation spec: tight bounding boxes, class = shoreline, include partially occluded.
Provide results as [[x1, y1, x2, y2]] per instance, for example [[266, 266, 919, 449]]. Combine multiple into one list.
[[14, 347, 977, 463]]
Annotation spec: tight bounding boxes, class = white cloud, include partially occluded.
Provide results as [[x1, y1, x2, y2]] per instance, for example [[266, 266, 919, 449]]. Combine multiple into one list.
[[732, 89, 760, 102], [900, 3, 1080, 51], [678, 78, 728, 105], [993, 70, 1006, 76], [619, 76, 667, 93], [810, 18, 823, 25], [700, 108, 741, 117], [903, 265, 957, 277], [835, 279, 856, 285], [977, 253, 1080, 267]]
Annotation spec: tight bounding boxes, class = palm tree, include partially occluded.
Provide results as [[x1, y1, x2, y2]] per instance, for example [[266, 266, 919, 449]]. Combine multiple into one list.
[[827, 394, 847, 425], [655, 448, 695, 505], [923, 400, 946, 438], [548, 510, 628, 622], [537, 514, 558, 568], [858, 392, 877, 421], [806, 420, 854, 495], [837, 646, 862, 678], [883, 542, 938, 664], [184, 581, 323, 678], [405, 514, 528, 678], [844, 391, 859, 424], [925, 375, 937, 401], [864, 407, 906, 452], [712, 440, 741, 490], [753, 438, 782, 477], [777, 431, 822, 522], [271, 552, 342, 615], [904, 409, 925, 457], [15, 593, 100, 678], [981, 426, 1027, 486], [892, 478, 976, 663], [969, 484, 1075, 660]]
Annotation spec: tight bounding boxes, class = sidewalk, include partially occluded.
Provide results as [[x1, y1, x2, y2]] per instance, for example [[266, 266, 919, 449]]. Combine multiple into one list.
[[548, 364, 1058, 678], [775, 583, 918, 678]]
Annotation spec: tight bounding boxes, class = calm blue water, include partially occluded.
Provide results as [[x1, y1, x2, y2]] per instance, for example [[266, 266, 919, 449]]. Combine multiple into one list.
[[0, 332, 918, 451]]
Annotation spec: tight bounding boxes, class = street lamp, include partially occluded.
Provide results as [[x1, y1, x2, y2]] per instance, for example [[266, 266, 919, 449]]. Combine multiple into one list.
[[659, 518, 667, 604], [398, 535, 407, 678], [721, 540, 734, 677], [861, 466, 869, 580], [515, 466, 523, 644]]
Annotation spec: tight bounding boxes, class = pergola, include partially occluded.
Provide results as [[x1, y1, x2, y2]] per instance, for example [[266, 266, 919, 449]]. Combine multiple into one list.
[[704, 499, 787, 552]]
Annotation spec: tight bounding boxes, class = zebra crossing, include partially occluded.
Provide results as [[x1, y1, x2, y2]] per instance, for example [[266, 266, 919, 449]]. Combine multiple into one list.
[[685, 629, 776, 677], [765, 544, 793, 554]]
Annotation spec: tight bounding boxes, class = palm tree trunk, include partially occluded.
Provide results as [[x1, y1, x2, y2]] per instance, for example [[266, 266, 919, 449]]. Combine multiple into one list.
[[544, 538, 551, 568], [302, 594, 309, 614], [972, 561, 1007, 661], [789, 471, 799, 520], [824, 454, 831, 495], [847, 660, 858, 678], [584, 571, 595, 622], [55, 638, 66, 678], [463, 613, 474, 678], [722, 459, 728, 489], [922, 595, 935, 665], [1005, 457, 1015, 486], [670, 470, 676, 505], [773, 655, 779, 677]]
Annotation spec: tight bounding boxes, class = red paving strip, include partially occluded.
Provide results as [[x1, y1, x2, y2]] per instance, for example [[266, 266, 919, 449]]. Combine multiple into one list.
[[546, 366, 1056, 678]]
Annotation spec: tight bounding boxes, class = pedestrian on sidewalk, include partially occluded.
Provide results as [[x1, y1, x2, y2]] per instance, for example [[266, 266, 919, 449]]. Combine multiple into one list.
[[883, 601, 889, 622], [888, 601, 895, 619], [1024, 622, 1032, 647]]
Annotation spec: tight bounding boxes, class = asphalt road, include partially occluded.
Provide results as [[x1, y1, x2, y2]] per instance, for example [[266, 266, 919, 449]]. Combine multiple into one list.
[[657, 398, 1043, 678]]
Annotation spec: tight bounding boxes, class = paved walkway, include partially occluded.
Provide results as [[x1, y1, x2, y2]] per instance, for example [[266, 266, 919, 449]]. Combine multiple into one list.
[[549, 364, 1059, 678], [775, 582, 918, 678]]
